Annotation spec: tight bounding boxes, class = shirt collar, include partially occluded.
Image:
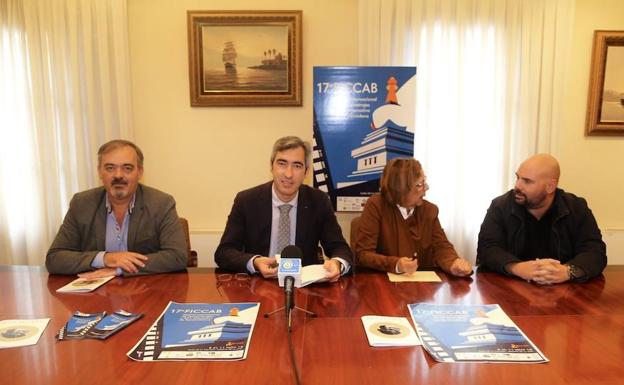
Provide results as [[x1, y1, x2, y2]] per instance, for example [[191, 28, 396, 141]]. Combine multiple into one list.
[[271, 184, 298, 208], [105, 193, 136, 214], [397, 204, 414, 220]]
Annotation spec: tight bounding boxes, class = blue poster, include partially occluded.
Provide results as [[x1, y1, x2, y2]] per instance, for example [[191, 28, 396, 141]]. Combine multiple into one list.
[[313, 66, 416, 211], [127, 302, 260, 361], [408, 303, 548, 363]]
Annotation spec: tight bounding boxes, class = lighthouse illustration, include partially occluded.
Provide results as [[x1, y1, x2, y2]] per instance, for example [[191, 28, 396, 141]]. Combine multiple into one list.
[[345, 75, 415, 181]]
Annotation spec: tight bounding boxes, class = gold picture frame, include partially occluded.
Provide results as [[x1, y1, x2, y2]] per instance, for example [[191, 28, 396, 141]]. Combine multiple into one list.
[[187, 10, 302, 107], [585, 30, 624, 136]]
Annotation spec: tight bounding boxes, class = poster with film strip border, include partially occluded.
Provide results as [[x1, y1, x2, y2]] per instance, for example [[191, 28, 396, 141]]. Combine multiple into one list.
[[408, 303, 548, 363], [127, 302, 259, 361], [313, 66, 416, 211]]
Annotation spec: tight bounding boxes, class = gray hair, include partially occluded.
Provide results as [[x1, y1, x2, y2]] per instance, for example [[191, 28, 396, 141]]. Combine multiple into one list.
[[97, 139, 144, 168], [270, 136, 311, 169]]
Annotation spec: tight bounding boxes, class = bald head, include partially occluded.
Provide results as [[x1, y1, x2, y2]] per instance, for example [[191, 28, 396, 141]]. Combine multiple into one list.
[[519, 154, 560, 184], [514, 154, 560, 213]]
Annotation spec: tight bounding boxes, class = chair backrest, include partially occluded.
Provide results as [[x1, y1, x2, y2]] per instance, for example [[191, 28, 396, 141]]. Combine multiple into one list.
[[179, 217, 198, 267], [350, 216, 361, 251]]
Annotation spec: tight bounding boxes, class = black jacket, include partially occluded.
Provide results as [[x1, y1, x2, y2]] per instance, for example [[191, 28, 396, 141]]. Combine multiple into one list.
[[476, 188, 607, 281], [215, 182, 353, 272]]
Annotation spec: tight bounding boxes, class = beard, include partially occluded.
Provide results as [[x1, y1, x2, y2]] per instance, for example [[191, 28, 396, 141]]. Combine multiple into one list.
[[112, 189, 129, 199], [514, 188, 547, 209], [110, 178, 129, 199]]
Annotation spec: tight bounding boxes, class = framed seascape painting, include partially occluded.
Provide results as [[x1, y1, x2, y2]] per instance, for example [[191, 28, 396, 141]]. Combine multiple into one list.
[[586, 30, 624, 135], [187, 10, 302, 107]]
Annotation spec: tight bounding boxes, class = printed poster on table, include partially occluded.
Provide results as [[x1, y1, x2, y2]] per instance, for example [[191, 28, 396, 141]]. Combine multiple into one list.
[[408, 303, 548, 363], [313, 66, 416, 211], [127, 302, 259, 361]]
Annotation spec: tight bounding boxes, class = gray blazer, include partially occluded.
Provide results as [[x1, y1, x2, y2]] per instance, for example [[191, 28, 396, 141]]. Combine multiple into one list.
[[46, 184, 187, 275]]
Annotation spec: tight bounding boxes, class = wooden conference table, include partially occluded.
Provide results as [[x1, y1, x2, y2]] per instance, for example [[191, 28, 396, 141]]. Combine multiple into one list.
[[1, 265, 623, 385]]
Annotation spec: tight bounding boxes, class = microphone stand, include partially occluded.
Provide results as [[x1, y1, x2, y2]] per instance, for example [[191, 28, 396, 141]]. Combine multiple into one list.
[[264, 280, 315, 385], [263, 294, 317, 331], [269, 247, 318, 385]]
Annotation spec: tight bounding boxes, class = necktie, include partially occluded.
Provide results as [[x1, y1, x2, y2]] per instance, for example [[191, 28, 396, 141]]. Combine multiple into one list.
[[277, 204, 293, 254]]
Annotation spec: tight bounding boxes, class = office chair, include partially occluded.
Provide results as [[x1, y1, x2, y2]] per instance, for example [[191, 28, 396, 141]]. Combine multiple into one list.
[[179, 217, 198, 267]]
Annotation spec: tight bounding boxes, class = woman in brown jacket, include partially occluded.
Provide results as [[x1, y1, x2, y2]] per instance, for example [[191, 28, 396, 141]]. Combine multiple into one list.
[[354, 158, 472, 276]]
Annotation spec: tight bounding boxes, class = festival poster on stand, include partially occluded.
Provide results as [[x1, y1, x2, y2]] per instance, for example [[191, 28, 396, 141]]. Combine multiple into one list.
[[313, 66, 416, 211], [408, 303, 548, 363], [127, 302, 260, 361]]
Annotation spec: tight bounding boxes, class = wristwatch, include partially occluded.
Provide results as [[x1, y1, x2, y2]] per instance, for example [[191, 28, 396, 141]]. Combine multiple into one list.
[[565, 264, 584, 282]]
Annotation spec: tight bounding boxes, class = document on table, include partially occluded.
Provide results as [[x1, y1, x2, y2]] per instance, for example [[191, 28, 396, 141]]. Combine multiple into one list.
[[274, 254, 329, 287], [408, 303, 549, 363], [57, 310, 142, 340], [387, 271, 441, 282], [127, 302, 260, 361], [300, 264, 329, 287], [361, 315, 421, 347], [56, 276, 114, 293], [0, 318, 50, 348]]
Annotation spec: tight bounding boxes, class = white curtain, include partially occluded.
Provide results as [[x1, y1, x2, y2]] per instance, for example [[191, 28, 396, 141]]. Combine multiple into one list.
[[0, 0, 133, 265], [359, 0, 574, 262]]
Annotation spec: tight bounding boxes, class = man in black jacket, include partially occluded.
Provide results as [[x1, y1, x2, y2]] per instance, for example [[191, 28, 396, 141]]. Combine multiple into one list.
[[477, 154, 606, 284], [215, 136, 352, 280]]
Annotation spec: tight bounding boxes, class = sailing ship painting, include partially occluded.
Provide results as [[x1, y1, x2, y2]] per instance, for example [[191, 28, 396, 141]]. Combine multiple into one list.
[[201, 25, 289, 92], [222, 41, 237, 73]]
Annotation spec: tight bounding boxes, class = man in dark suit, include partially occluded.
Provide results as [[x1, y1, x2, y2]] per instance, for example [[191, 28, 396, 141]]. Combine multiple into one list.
[[46, 140, 187, 277], [215, 136, 352, 280]]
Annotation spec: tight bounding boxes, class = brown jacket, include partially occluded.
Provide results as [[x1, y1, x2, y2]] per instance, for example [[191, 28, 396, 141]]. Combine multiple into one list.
[[354, 193, 459, 273]]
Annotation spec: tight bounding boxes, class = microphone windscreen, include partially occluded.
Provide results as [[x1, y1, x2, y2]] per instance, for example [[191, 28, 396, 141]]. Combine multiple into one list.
[[281, 245, 303, 259]]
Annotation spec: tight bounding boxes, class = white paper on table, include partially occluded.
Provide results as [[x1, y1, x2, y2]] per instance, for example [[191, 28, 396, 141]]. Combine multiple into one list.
[[0, 318, 50, 348], [387, 271, 441, 282], [299, 264, 329, 287], [56, 276, 114, 293], [361, 315, 421, 347], [274, 254, 329, 288]]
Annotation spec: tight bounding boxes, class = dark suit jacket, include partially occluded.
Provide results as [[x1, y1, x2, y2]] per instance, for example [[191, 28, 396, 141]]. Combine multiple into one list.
[[214, 182, 353, 272], [46, 184, 187, 275]]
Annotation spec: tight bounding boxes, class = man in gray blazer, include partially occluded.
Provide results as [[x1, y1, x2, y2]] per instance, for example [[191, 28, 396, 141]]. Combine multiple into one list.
[[46, 140, 187, 277]]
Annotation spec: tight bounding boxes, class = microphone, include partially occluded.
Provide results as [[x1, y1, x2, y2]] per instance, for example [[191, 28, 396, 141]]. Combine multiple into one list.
[[278, 245, 303, 332], [281, 245, 303, 259], [278, 245, 303, 288]]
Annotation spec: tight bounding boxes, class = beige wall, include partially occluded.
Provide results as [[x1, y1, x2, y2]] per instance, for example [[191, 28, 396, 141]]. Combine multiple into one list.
[[128, 0, 624, 264], [557, 0, 624, 264], [558, 0, 624, 232], [128, 0, 359, 236]]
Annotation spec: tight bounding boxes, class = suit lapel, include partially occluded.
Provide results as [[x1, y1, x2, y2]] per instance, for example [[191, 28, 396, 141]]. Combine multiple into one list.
[[295, 185, 310, 246], [127, 185, 144, 250], [94, 189, 107, 251], [258, 182, 273, 252]]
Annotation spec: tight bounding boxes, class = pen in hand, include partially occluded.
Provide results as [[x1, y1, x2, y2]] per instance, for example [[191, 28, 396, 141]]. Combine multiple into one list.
[[404, 252, 419, 274]]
